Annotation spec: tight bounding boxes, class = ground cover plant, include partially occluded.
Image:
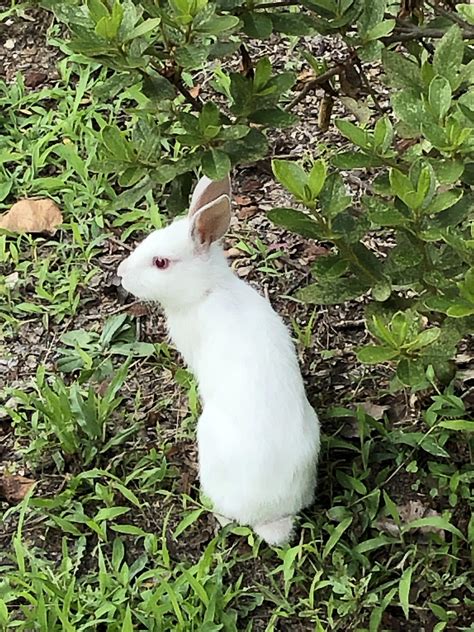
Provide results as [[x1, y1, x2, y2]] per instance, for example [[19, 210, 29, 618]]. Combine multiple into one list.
[[0, 0, 473, 630]]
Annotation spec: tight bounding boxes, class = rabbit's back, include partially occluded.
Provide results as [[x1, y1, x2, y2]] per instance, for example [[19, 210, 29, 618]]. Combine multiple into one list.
[[168, 275, 320, 523]]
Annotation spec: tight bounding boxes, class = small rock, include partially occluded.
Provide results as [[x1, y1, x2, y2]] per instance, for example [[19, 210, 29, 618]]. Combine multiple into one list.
[[225, 247, 243, 259], [4, 39, 15, 50]]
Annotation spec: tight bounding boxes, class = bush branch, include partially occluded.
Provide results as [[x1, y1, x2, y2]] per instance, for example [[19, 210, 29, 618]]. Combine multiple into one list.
[[383, 26, 474, 43], [285, 66, 341, 111]]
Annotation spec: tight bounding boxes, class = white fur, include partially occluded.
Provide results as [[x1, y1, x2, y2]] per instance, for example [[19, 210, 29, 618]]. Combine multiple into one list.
[[117, 177, 320, 546]]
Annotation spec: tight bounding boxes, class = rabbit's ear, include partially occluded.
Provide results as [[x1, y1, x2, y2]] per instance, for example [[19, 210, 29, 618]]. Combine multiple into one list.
[[189, 175, 231, 217], [191, 194, 231, 249]]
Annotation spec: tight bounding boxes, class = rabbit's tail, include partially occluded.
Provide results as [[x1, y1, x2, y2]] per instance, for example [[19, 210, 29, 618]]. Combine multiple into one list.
[[254, 516, 294, 546]]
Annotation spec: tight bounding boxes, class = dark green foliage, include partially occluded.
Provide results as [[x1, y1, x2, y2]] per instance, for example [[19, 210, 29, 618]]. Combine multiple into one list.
[[37, 0, 473, 385]]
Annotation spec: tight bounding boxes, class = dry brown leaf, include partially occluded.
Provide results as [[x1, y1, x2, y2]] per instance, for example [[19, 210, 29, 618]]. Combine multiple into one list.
[[237, 205, 259, 220], [189, 85, 201, 98], [127, 302, 150, 317], [0, 198, 62, 234], [377, 501, 444, 538], [357, 401, 389, 420], [297, 68, 316, 84], [234, 194, 252, 206], [0, 475, 36, 503]]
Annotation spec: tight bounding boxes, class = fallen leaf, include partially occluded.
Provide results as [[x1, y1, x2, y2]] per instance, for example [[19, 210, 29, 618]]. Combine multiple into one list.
[[127, 302, 150, 317], [235, 194, 253, 206], [0, 475, 36, 503], [0, 198, 62, 234], [24, 71, 48, 88], [4, 272, 19, 289], [340, 96, 371, 125], [377, 501, 444, 538], [297, 68, 316, 84], [237, 205, 259, 220], [189, 85, 201, 98]]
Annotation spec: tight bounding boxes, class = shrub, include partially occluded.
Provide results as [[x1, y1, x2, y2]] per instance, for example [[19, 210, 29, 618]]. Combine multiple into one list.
[[38, 0, 473, 386]]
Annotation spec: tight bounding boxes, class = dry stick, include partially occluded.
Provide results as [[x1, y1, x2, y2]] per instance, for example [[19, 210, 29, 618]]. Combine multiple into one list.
[[285, 66, 341, 111], [426, 0, 474, 30], [253, 0, 301, 8], [383, 26, 474, 43], [353, 58, 385, 116]]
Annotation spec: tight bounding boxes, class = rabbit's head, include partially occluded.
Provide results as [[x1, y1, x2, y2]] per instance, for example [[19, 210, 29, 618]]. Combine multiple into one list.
[[117, 175, 232, 309]]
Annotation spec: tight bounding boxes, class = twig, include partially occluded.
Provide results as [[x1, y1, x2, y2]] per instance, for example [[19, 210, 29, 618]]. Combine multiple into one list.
[[253, 0, 301, 8], [285, 65, 341, 111], [175, 79, 203, 112], [106, 300, 142, 316], [107, 236, 133, 252], [353, 57, 384, 116], [426, 0, 473, 30], [383, 26, 474, 44]]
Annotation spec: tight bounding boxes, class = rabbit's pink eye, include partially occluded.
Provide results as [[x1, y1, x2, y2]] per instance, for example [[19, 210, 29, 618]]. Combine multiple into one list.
[[153, 257, 170, 270]]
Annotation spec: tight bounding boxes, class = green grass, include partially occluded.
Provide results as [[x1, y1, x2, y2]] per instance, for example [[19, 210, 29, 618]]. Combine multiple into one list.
[[1, 26, 473, 632]]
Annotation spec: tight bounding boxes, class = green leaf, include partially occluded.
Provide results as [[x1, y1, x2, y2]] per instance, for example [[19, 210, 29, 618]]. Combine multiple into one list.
[[364, 196, 408, 226], [95, 507, 130, 522], [372, 279, 392, 301], [389, 169, 416, 209], [439, 420, 474, 431], [332, 152, 383, 169], [433, 25, 464, 88], [174, 508, 204, 538], [249, 108, 298, 128], [429, 190, 463, 214], [201, 148, 231, 180], [102, 126, 133, 161], [404, 327, 440, 351], [428, 76, 452, 121], [373, 116, 393, 153], [298, 277, 370, 304], [323, 517, 352, 559], [319, 173, 351, 217], [431, 159, 464, 185], [312, 254, 348, 279], [242, 11, 273, 38], [272, 160, 307, 201], [366, 18, 395, 40], [199, 101, 221, 130], [335, 119, 369, 148], [87, 0, 109, 23], [175, 43, 210, 69], [391, 90, 425, 132], [399, 567, 413, 620], [142, 73, 176, 101], [382, 50, 422, 92], [253, 57, 272, 91], [196, 14, 240, 34], [268, 208, 321, 239], [396, 358, 426, 387], [122, 606, 133, 632], [110, 176, 153, 211], [308, 160, 327, 198], [95, 1, 123, 40], [124, 17, 161, 40], [356, 346, 399, 364], [271, 12, 316, 36], [223, 128, 268, 164], [402, 516, 465, 540], [457, 3, 474, 24]]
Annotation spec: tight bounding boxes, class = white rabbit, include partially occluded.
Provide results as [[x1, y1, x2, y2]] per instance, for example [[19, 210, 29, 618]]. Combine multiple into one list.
[[117, 175, 320, 546]]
